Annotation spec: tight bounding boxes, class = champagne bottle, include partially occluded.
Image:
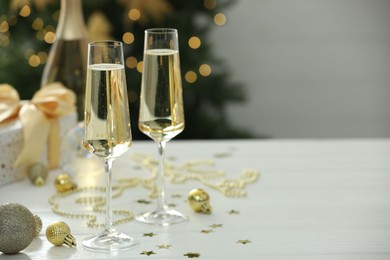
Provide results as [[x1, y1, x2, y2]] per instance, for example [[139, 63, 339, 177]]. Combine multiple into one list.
[[41, 0, 88, 120]]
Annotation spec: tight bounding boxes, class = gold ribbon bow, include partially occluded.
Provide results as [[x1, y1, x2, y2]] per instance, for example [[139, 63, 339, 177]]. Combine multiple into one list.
[[0, 83, 76, 171]]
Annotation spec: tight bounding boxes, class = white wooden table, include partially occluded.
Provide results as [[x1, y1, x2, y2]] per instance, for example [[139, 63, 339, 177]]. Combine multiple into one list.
[[1, 139, 390, 259]]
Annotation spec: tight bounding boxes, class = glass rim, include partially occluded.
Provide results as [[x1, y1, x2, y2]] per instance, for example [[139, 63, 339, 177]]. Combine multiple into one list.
[[145, 28, 177, 34], [88, 40, 123, 47]]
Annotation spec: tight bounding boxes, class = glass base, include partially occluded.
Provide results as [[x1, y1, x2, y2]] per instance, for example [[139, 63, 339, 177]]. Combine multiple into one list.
[[82, 229, 139, 252], [136, 207, 188, 226]]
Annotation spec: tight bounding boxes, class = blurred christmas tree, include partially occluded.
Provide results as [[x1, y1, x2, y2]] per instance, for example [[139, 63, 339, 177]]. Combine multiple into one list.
[[0, 0, 253, 139]]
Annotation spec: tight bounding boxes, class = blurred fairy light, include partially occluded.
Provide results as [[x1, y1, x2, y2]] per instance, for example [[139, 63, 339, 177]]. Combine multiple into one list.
[[19, 5, 31, 17], [126, 56, 138, 69], [123, 32, 134, 44], [52, 10, 60, 21], [37, 51, 48, 64], [36, 30, 44, 41], [204, 0, 217, 9], [0, 34, 10, 47], [0, 21, 9, 32], [136, 61, 143, 73], [44, 31, 56, 43], [128, 9, 141, 21], [28, 54, 40, 67], [199, 64, 212, 76], [32, 18, 44, 30], [214, 13, 227, 26], [188, 36, 201, 49], [185, 71, 197, 83]]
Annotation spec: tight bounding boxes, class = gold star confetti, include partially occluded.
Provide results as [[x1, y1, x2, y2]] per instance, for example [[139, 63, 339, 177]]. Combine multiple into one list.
[[156, 244, 171, 249], [143, 233, 157, 237], [213, 152, 231, 158], [237, 239, 252, 244], [136, 199, 152, 204], [228, 209, 240, 214], [140, 250, 156, 256], [209, 224, 222, 228], [200, 229, 213, 234], [184, 252, 201, 258]]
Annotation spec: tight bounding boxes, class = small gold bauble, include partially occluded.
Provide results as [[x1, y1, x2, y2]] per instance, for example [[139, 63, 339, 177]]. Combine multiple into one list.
[[46, 221, 76, 247], [187, 188, 212, 214], [54, 174, 77, 193], [27, 163, 48, 186]]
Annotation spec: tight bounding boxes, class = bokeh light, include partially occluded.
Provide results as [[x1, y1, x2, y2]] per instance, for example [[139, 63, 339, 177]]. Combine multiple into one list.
[[44, 31, 56, 44], [137, 61, 143, 73], [188, 36, 201, 49], [32, 18, 44, 30], [185, 71, 197, 83], [28, 54, 40, 67], [123, 32, 135, 44], [214, 13, 227, 26], [0, 21, 9, 33], [128, 9, 141, 21], [126, 56, 138, 69], [19, 5, 31, 17], [204, 0, 217, 9], [199, 64, 212, 76]]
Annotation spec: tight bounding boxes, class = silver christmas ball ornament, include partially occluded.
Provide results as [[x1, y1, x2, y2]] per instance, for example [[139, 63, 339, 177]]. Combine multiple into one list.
[[0, 203, 36, 254]]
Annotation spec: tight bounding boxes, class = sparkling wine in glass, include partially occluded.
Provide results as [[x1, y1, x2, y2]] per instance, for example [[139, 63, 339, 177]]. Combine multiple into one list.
[[137, 28, 187, 226], [82, 41, 139, 251]]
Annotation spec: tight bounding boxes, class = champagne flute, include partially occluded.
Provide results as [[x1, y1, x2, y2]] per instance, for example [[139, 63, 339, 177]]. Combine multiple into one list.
[[82, 41, 139, 251], [137, 28, 187, 226]]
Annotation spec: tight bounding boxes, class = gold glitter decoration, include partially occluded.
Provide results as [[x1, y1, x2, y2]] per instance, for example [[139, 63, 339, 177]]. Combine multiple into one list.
[[45, 221, 76, 247], [49, 183, 137, 228], [237, 239, 252, 244], [156, 244, 171, 249], [188, 188, 212, 214], [136, 199, 152, 204], [54, 174, 77, 193], [184, 252, 201, 258], [209, 224, 222, 228], [200, 229, 213, 234], [228, 209, 240, 214], [129, 153, 259, 198], [143, 232, 157, 237], [140, 250, 156, 256], [48, 152, 258, 227]]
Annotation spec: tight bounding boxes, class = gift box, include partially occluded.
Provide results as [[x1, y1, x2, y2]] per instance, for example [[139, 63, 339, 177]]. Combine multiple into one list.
[[0, 83, 78, 187], [0, 113, 77, 186]]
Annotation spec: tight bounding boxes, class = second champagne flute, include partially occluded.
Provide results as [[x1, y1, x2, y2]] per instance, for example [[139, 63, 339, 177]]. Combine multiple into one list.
[[137, 28, 187, 226], [82, 41, 138, 251]]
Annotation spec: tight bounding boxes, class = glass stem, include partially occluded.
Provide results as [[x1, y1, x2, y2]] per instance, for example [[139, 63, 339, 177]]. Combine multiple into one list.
[[157, 141, 167, 210], [104, 158, 114, 232]]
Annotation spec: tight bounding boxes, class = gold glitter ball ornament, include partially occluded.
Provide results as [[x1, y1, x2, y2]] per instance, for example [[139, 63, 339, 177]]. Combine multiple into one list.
[[0, 203, 36, 254], [27, 162, 48, 186], [54, 174, 77, 193], [187, 188, 212, 214], [46, 221, 76, 247]]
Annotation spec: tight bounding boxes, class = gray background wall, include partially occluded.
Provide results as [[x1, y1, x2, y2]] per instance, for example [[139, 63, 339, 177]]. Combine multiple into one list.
[[211, 0, 390, 138]]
